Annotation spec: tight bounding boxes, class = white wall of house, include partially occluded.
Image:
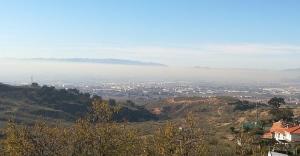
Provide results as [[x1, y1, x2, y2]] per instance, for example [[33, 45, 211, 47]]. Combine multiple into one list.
[[274, 131, 300, 142], [285, 132, 292, 142], [275, 132, 286, 141]]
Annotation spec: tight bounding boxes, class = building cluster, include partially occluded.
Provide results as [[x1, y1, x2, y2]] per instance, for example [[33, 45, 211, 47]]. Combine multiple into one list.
[[59, 82, 300, 105]]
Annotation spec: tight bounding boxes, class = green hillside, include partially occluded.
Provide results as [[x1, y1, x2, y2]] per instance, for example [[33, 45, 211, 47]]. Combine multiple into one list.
[[0, 83, 157, 126]]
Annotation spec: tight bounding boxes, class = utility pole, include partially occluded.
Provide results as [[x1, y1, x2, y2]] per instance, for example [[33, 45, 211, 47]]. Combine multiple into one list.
[[256, 102, 258, 126], [255, 98, 259, 127], [30, 76, 34, 84]]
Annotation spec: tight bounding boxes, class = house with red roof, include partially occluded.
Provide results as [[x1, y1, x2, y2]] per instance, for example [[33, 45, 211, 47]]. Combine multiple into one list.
[[263, 121, 300, 142]]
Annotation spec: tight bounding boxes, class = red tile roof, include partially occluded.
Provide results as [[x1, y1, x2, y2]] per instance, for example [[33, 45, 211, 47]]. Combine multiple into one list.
[[286, 126, 300, 134], [265, 121, 300, 135], [269, 121, 286, 133]]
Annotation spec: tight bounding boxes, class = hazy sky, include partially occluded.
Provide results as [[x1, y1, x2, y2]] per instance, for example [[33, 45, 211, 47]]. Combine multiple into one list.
[[1, 60, 297, 84], [1, 0, 300, 69]]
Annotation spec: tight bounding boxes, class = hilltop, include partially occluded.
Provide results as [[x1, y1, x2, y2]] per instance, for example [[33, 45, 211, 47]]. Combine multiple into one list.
[[0, 83, 157, 126], [146, 96, 273, 133], [148, 96, 269, 120]]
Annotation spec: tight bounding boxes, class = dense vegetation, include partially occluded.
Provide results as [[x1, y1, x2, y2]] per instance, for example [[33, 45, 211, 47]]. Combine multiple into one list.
[[0, 100, 210, 156]]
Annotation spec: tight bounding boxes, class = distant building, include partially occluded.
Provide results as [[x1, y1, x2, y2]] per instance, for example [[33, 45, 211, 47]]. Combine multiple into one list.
[[263, 121, 300, 142]]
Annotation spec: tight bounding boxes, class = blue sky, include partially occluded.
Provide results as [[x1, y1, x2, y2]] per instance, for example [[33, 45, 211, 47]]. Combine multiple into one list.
[[1, 0, 300, 69]]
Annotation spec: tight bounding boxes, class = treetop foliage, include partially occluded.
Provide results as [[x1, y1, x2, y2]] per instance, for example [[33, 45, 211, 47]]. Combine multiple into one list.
[[268, 97, 285, 109]]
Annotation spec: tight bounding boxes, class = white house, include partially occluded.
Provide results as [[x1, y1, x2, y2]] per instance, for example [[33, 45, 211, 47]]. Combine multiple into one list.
[[263, 121, 300, 142]]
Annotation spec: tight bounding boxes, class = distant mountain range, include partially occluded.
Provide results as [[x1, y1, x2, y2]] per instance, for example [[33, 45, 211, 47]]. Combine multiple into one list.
[[23, 58, 167, 67], [193, 66, 212, 69], [282, 68, 300, 72], [194, 66, 300, 72]]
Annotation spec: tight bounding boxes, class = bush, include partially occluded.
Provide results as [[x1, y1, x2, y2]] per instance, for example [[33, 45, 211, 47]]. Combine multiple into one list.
[[269, 108, 294, 121]]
